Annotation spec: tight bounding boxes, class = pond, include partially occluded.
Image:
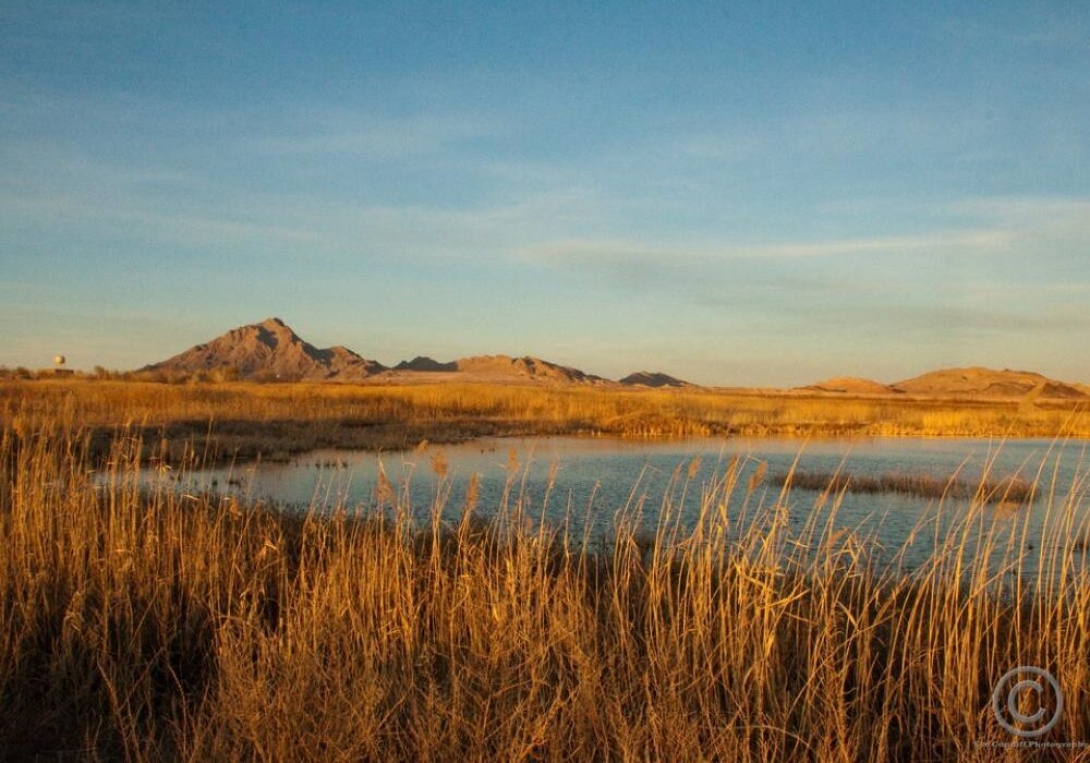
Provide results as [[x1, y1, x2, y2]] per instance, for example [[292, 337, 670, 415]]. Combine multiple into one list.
[[153, 435, 1090, 583]]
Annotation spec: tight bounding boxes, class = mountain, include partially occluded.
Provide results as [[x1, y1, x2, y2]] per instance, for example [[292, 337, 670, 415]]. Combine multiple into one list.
[[381, 354, 610, 384], [393, 356, 457, 372], [802, 376, 901, 395], [894, 367, 1088, 400], [619, 371, 692, 388], [143, 320, 1086, 395], [797, 368, 1089, 399], [448, 355, 607, 384], [143, 318, 386, 381], [144, 320, 606, 385]]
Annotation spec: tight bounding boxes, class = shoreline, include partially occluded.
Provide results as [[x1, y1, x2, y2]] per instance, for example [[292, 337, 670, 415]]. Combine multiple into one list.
[[3, 378, 1087, 467]]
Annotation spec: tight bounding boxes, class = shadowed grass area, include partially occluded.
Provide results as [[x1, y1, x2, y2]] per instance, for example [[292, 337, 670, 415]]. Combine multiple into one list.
[[2, 415, 1090, 760], [771, 470, 1038, 504]]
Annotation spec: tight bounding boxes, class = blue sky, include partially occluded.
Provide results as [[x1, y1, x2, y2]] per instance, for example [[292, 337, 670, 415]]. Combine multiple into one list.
[[2, 1, 1087, 386]]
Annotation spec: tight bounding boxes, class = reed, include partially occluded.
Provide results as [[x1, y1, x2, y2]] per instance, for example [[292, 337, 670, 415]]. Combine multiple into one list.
[[2, 379, 1086, 466], [1, 417, 1089, 760]]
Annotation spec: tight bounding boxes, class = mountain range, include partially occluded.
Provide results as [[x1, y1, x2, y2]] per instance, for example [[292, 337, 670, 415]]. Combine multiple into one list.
[[143, 318, 674, 386], [804, 367, 1088, 400], [143, 318, 1088, 400]]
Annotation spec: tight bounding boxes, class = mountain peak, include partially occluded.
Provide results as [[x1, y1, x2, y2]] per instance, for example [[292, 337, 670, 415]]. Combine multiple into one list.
[[145, 319, 385, 381], [619, 371, 691, 388], [394, 356, 457, 372]]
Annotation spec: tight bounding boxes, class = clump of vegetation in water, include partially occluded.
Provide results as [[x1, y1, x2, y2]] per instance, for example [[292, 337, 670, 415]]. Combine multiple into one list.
[[771, 469, 1037, 504]]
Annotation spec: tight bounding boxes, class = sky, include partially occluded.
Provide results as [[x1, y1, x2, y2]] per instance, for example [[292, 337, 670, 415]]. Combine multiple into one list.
[[2, 1, 1088, 387]]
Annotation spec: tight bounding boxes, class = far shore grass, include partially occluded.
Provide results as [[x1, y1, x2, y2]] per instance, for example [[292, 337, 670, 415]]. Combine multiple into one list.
[[1, 378, 1086, 466]]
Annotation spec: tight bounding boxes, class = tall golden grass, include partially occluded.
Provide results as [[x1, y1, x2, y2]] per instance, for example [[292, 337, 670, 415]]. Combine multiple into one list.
[[2, 379, 1086, 466], [2, 414, 1090, 760]]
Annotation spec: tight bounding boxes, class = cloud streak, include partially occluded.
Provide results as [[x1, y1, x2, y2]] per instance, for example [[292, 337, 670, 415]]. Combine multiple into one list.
[[251, 113, 500, 160], [519, 227, 1017, 266]]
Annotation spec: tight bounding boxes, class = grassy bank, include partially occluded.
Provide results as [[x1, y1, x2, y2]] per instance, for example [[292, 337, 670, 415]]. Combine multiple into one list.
[[2, 419, 1090, 760], [2, 379, 1086, 465]]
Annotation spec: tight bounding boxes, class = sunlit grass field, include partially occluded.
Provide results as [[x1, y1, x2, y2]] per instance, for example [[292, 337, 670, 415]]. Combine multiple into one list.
[[2, 394, 1090, 760], [2, 379, 1086, 466]]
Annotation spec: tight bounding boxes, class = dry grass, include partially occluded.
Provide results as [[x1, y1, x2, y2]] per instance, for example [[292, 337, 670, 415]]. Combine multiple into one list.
[[3, 412, 1090, 760], [1, 379, 1086, 466], [771, 470, 1038, 504]]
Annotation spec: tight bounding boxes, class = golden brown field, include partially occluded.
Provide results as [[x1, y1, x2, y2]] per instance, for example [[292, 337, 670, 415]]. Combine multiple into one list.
[[2, 378, 1086, 466], [1, 382, 1089, 760]]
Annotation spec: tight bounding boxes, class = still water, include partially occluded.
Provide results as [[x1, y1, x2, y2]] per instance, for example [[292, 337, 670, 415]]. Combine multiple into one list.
[[158, 436, 1090, 581]]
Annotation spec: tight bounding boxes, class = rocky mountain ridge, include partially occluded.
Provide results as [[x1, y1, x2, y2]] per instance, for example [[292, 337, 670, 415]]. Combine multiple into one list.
[[144, 318, 1088, 398], [146, 319, 613, 385], [143, 318, 384, 381]]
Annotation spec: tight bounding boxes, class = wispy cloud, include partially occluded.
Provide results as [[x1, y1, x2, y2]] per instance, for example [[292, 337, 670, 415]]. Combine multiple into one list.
[[0, 121, 611, 261], [251, 113, 499, 160], [935, 14, 1088, 49], [520, 193, 1090, 264], [947, 196, 1090, 227], [518, 227, 1017, 267], [0, 186, 334, 252], [508, 194, 1090, 376]]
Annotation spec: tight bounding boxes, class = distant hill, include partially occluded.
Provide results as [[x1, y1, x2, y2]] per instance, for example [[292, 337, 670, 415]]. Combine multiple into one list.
[[893, 367, 1088, 400], [384, 354, 602, 383], [449, 355, 607, 384], [619, 371, 691, 388], [393, 356, 457, 372], [143, 318, 386, 381], [797, 368, 1088, 400], [803, 376, 901, 395]]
